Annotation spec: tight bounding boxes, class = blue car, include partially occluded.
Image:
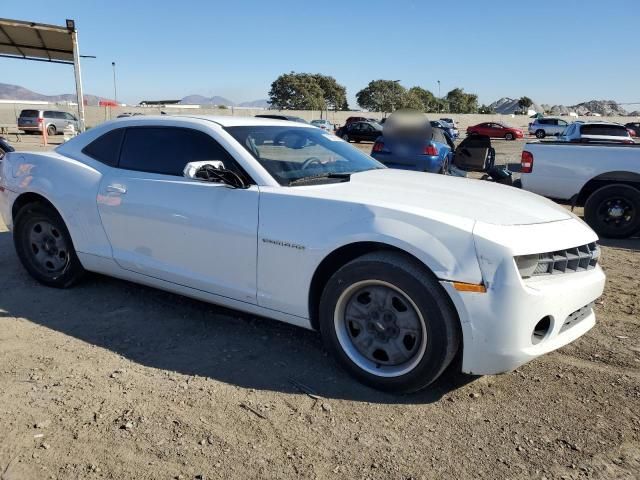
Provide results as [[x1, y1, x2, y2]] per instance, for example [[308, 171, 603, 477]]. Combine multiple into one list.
[[370, 127, 453, 174]]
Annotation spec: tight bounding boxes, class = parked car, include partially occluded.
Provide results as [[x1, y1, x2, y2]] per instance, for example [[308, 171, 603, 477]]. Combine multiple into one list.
[[430, 120, 458, 139], [344, 117, 379, 125], [439, 118, 457, 129], [255, 114, 308, 124], [117, 113, 144, 118], [521, 140, 640, 237], [528, 118, 570, 138], [310, 119, 334, 131], [466, 122, 523, 140], [18, 109, 79, 136], [0, 115, 605, 393], [371, 124, 452, 173], [0, 136, 14, 160], [336, 121, 382, 143], [558, 122, 634, 144], [624, 122, 639, 137]]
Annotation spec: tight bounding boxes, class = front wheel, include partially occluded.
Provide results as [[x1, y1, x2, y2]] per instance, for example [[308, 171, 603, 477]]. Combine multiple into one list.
[[13, 203, 85, 287], [319, 252, 460, 393], [584, 184, 640, 238]]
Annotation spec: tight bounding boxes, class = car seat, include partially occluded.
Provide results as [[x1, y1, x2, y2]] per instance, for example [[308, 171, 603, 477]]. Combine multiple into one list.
[[452, 135, 495, 172]]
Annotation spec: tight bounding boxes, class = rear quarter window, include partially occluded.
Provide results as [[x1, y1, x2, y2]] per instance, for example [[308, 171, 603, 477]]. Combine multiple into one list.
[[81, 128, 125, 167], [581, 125, 629, 137]]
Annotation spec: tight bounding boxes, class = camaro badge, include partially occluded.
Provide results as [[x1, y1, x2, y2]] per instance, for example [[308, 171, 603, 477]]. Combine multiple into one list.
[[262, 238, 305, 250]]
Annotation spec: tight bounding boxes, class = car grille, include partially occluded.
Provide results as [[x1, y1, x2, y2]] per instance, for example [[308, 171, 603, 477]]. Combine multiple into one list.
[[560, 302, 594, 333], [532, 242, 599, 276]]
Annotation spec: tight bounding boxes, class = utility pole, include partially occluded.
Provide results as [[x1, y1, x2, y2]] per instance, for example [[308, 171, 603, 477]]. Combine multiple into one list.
[[437, 80, 441, 114], [112, 61, 118, 105]]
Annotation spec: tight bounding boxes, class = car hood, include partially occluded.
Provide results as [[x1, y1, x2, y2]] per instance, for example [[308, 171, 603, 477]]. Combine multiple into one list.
[[296, 169, 572, 226]]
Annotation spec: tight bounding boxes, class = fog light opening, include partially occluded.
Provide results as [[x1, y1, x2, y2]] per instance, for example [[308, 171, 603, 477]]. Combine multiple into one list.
[[532, 316, 552, 345]]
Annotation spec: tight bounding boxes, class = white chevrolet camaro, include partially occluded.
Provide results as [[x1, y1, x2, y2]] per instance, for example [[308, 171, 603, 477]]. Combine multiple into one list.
[[0, 116, 605, 392]]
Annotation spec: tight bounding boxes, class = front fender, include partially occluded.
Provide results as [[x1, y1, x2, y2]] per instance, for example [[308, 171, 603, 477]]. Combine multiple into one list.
[[257, 194, 482, 319]]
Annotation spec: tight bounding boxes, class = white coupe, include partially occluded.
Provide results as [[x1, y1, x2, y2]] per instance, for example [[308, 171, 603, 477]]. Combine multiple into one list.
[[0, 116, 606, 392]]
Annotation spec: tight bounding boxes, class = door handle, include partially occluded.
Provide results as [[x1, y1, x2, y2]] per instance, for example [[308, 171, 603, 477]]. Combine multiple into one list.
[[106, 184, 127, 194]]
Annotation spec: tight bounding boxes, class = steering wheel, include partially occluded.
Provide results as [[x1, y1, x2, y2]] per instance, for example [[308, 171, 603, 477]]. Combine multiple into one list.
[[301, 157, 324, 170]]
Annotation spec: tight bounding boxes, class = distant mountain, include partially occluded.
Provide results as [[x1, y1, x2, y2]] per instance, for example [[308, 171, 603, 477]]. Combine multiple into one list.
[[0, 82, 106, 105], [179, 95, 269, 108], [488, 97, 544, 115], [237, 99, 269, 108], [570, 100, 627, 116], [179, 94, 235, 106]]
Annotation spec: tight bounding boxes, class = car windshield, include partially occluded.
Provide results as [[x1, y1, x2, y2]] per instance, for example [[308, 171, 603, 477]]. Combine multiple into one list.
[[226, 126, 385, 186]]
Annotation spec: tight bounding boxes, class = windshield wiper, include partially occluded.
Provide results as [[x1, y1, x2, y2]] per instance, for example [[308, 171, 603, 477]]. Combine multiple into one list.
[[288, 172, 352, 186]]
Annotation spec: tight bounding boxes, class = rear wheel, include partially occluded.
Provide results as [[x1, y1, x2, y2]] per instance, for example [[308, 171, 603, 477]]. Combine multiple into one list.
[[505, 132, 514, 141], [535, 129, 545, 139], [13, 203, 84, 287], [319, 252, 460, 393], [46, 124, 56, 136], [584, 184, 640, 238]]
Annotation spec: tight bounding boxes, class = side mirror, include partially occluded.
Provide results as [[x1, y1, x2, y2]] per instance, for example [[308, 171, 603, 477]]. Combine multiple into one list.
[[183, 160, 225, 179]]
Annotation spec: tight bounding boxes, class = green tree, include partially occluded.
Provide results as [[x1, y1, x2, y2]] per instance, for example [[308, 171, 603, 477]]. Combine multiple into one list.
[[268, 72, 325, 110], [406, 87, 437, 112], [445, 88, 478, 113], [312, 74, 347, 111], [401, 89, 426, 110], [478, 104, 495, 114], [356, 80, 406, 114], [518, 96, 533, 113]]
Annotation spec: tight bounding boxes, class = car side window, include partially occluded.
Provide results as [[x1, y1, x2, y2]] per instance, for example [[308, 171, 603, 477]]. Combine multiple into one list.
[[118, 127, 238, 177], [82, 128, 126, 167]]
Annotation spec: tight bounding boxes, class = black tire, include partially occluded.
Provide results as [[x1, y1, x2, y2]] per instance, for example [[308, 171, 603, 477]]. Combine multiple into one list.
[[505, 132, 514, 141], [535, 129, 545, 139], [319, 251, 460, 393], [46, 124, 56, 136], [13, 202, 85, 287], [342, 134, 350, 142], [584, 184, 640, 239]]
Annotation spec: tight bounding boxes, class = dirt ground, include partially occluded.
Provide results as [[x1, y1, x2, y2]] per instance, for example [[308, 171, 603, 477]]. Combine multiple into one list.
[[1, 136, 639, 480]]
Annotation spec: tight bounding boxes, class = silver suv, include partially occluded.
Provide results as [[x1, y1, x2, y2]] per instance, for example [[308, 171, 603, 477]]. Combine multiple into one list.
[[18, 109, 79, 136], [528, 118, 570, 138]]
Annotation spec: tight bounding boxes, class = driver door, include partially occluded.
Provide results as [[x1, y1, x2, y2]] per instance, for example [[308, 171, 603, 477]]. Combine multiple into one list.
[[95, 126, 259, 303]]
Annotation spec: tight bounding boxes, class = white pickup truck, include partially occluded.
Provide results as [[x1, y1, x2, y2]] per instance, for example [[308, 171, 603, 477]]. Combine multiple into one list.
[[520, 140, 640, 238]]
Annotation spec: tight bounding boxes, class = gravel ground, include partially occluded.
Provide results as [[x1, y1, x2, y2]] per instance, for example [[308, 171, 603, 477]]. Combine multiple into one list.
[[0, 136, 639, 479]]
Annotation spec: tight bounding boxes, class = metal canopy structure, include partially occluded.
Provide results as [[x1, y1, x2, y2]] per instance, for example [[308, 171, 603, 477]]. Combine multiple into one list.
[[0, 18, 86, 131]]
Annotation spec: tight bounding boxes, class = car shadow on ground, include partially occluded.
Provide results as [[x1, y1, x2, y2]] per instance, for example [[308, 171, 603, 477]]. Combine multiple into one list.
[[0, 230, 476, 404]]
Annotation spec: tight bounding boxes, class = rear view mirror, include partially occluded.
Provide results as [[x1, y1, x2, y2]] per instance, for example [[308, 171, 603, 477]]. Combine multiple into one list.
[[183, 160, 225, 179]]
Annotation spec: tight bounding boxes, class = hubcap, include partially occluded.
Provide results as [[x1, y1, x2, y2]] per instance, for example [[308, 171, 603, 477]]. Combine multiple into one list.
[[598, 197, 635, 228], [334, 280, 427, 378], [27, 220, 69, 274]]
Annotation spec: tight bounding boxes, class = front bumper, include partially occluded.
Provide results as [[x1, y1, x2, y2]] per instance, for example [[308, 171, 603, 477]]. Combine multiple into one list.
[[443, 218, 605, 375]]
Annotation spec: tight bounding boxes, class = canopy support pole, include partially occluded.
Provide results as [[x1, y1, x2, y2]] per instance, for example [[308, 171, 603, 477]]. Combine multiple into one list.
[[70, 28, 86, 132]]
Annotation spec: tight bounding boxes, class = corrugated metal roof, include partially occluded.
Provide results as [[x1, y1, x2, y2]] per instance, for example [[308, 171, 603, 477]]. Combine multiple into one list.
[[0, 18, 74, 64]]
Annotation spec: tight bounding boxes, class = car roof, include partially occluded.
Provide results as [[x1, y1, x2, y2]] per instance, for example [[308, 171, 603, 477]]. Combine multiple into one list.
[[110, 114, 315, 128]]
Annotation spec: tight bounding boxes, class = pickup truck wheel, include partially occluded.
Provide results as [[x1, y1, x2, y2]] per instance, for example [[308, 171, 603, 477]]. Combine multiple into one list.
[[13, 203, 85, 288], [319, 252, 460, 393], [504, 132, 514, 141], [584, 184, 640, 238], [535, 129, 545, 139]]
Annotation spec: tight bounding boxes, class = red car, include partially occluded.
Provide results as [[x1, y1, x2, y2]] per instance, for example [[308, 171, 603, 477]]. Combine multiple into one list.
[[466, 122, 524, 140]]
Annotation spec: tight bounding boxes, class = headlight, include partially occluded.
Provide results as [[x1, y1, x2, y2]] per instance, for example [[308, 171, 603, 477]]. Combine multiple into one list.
[[515, 243, 600, 278]]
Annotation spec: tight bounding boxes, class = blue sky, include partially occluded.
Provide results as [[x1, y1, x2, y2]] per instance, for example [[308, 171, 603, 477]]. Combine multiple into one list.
[[1, 0, 638, 107]]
